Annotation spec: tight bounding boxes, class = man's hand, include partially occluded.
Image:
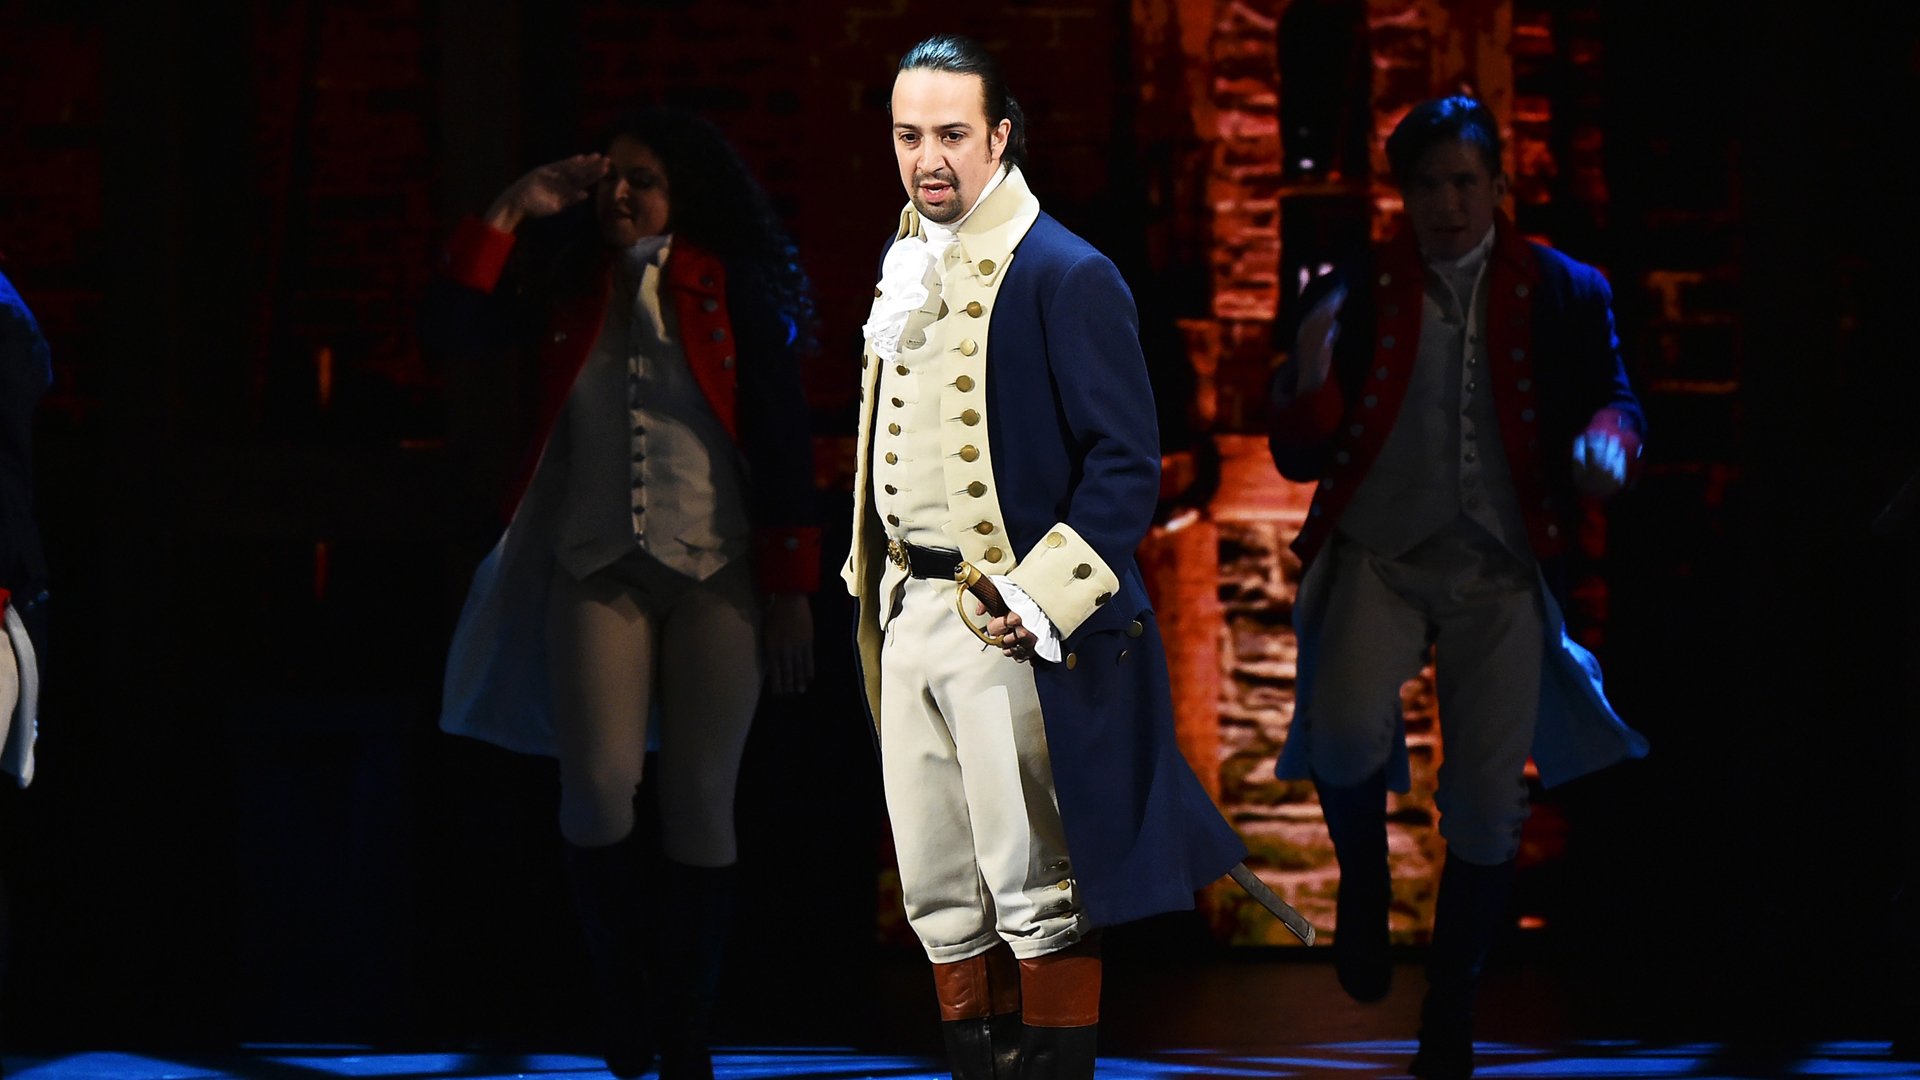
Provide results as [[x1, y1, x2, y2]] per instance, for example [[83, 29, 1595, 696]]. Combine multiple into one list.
[[1292, 285, 1347, 396], [764, 592, 814, 695], [981, 601, 1039, 662], [1571, 430, 1630, 498], [484, 153, 610, 233]]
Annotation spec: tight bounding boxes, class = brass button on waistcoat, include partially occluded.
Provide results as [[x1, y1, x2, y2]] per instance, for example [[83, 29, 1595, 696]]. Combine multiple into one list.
[[701, 298, 718, 313], [873, 286, 883, 298], [960, 409, 980, 425], [888, 423, 901, 435], [974, 521, 995, 535], [891, 397, 904, 408], [885, 452, 898, 465], [896, 364, 909, 376], [1045, 532, 1064, 548], [978, 259, 997, 275], [1095, 592, 1111, 605], [1073, 564, 1092, 579], [884, 484, 898, 494], [966, 301, 983, 317], [955, 375, 975, 391], [886, 514, 899, 525], [959, 340, 978, 357], [959, 445, 979, 462], [984, 547, 1003, 562], [967, 481, 987, 498]]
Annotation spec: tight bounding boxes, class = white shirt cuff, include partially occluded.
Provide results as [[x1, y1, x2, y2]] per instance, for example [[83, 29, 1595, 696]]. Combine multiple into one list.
[[992, 577, 1064, 663]]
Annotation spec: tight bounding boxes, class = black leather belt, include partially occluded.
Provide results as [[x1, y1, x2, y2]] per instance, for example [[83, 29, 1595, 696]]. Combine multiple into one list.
[[887, 538, 961, 580]]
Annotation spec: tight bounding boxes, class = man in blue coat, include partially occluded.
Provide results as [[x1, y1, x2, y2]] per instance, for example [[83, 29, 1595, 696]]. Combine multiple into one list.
[[1268, 97, 1647, 1079], [845, 34, 1246, 1079]]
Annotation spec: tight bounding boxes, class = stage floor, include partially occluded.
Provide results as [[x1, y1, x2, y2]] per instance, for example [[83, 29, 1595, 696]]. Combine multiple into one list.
[[3, 1041, 1914, 1079], [4, 960, 1912, 1079]]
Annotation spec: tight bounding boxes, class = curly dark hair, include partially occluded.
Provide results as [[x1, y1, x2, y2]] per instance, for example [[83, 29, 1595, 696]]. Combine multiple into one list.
[[595, 107, 818, 355]]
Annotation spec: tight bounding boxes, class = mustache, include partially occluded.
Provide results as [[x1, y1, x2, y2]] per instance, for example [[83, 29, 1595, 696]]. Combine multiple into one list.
[[914, 169, 958, 186]]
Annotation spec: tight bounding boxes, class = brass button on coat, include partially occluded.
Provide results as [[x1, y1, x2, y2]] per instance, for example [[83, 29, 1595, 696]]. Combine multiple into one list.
[[974, 521, 994, 535], [1065, 653, 1078, 670], [1095, 592, 1111, 605], [1073, 564, 1092, 579], [710, 328, 727, 342], [1045, 532, 1064, 548], [958, 445, 979, 462], [965, 301, 983, 317], [955, 375, 975, 391], [960, 409, 980, 425], [701, 298, 719, 313], [1126, 620, 1145, 638], [873, 286, 883, 298], [967, 481, 987, 498], [959, 339, 978, 356]]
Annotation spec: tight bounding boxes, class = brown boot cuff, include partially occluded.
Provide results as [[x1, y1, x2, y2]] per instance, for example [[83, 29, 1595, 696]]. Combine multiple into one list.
[[1018, 935, 1102, 1027]]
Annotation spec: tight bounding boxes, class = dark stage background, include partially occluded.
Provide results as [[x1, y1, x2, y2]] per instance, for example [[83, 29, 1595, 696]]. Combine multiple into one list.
[[0, 0, 1916, 1058]]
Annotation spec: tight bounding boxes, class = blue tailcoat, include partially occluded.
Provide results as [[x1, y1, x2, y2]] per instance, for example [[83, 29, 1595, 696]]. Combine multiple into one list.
[[847, 174, 1246, 928]]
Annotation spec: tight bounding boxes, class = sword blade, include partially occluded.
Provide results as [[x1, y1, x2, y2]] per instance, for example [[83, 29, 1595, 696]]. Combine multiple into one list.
[[1228, 862, 1317, 946]]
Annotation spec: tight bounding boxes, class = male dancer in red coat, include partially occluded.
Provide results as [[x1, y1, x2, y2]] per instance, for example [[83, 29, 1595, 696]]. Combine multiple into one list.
[[1269, 96, 1647, 1079]]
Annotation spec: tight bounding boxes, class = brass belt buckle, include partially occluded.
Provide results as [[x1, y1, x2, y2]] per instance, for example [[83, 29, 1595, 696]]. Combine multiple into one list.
[[887, 537, 910, 573]]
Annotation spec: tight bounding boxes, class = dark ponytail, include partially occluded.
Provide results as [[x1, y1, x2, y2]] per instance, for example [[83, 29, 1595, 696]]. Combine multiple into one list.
[[898, 34, 1028, 170]]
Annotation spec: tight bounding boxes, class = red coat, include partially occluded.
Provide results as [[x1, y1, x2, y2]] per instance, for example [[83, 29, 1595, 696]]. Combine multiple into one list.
[[440, 216, 820, 592]]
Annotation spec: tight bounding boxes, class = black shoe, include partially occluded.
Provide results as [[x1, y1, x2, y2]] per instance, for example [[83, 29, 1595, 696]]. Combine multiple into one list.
[[1315, 770, 1393, 1003], [1409, 1029, 1474, 1080], [563, 836, 658, 1080], [1018, 1023, 1097, 1080], [655, 861, 737, 1080]]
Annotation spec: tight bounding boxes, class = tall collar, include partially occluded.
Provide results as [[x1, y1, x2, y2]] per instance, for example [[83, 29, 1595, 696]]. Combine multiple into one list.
[[1387, 210, 1538, 284], [892, 166, 1042, 280]]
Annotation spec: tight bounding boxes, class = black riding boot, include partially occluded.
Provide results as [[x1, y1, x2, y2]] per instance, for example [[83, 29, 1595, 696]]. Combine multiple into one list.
[[563, 835, 657, 1080], [934, 943, 1024, 1080], [655, 860, 737, 1080], [1410, 854, 1517, 1080], [1315, 768, 1393, 1002], [1016, 936, 1100, 1080]]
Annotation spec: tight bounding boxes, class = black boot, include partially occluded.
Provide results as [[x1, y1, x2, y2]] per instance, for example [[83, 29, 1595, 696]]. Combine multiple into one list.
[[940, 1012, 1023, 1080], [655, 860, 737, 1080], [1316, 769, 1393, 1002], [1410, 854, 1516, 1080], [1018, 1023, 1098, 1080], [934, 944, 1024, 1080], [1016, 937, 1100, 1080], [563, 836, 657, 1080]]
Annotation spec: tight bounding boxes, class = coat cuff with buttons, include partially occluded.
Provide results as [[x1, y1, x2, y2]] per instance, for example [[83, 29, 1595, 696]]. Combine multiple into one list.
[[754, 526, 822, 594], [1004, 522, 1120, 639], [442, 217, 519, 294]]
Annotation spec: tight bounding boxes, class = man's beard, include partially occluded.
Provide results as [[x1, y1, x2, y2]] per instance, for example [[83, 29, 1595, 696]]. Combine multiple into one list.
[[911, 169, 966, 224]]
